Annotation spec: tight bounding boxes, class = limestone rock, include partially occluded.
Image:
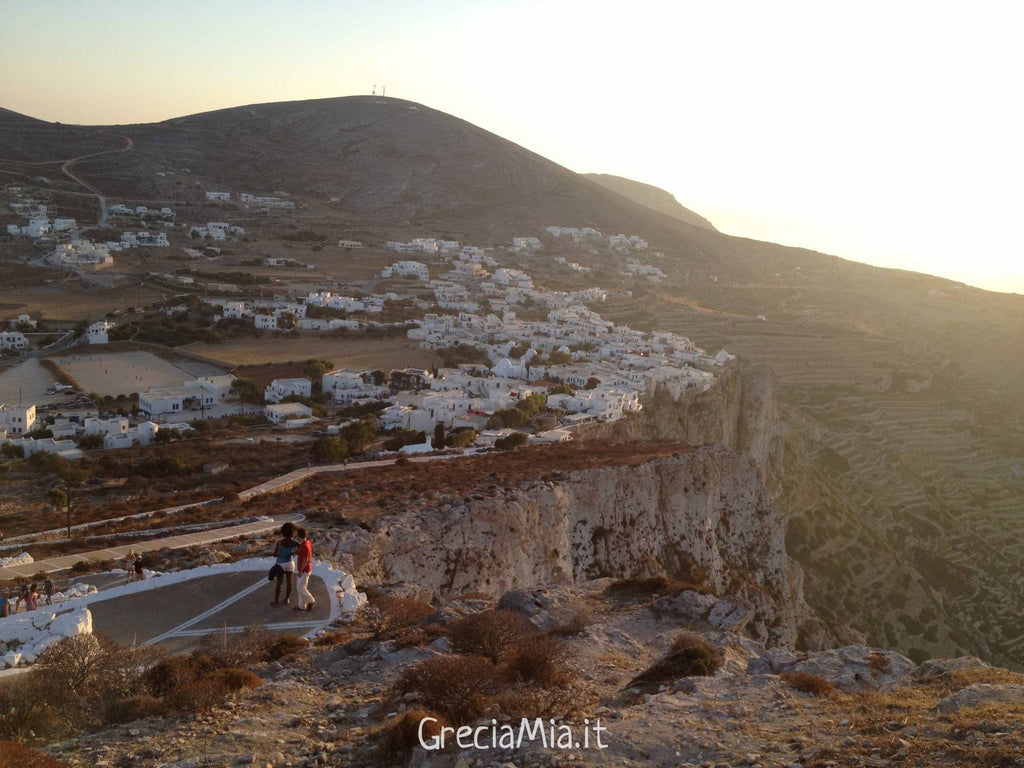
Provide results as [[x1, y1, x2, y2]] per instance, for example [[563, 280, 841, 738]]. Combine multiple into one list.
[[749, 645, 915, 691], [937, 683, 1024, 713], [917, 656, 990, 678], [708, 598, 755, 634], [651, 590, 717, 620]]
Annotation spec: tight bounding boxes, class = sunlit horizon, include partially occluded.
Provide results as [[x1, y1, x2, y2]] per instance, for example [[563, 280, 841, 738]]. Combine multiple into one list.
[[2, 1, 1021, 296]]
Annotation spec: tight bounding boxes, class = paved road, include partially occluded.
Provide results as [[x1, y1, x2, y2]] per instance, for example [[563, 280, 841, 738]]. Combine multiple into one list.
[[0, 513, 302, 581]]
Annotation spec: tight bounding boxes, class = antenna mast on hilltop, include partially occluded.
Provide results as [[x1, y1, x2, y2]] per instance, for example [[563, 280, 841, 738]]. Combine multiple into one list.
[[372, 84, 376, 96]]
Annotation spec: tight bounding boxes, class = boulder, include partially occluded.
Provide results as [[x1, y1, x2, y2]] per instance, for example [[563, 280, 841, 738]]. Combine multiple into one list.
[[937, 684, 1024, 713], [708, 598, 755, 634], [749, 645, 915, 691], [651, 590, 717, 620], [917, 657, 989, 678]]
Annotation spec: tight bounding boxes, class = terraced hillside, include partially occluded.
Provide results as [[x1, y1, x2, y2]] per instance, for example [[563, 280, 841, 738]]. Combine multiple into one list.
[[604, 296, 1024, 667]]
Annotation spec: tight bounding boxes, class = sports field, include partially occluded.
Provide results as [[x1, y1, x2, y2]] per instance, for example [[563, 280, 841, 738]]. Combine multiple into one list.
[[53, 350, 198, 396]]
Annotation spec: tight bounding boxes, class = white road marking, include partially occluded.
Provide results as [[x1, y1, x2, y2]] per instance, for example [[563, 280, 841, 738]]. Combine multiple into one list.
[[143, 578, 266, 645]]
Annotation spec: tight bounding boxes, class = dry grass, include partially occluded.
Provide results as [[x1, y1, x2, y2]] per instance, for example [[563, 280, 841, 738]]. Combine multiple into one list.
[[396, 655, 503, 723], [779, 671, 837, 698], [0, 741, 69, 768], [181, 336, 439, 368], [604, 574, 708, 603]]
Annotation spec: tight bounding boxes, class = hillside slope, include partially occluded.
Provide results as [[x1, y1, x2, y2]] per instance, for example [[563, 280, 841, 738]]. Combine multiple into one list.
[[585, 172, 717, 231]]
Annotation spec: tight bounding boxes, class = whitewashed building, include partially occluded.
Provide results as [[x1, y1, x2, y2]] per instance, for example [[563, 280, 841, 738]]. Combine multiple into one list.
[[264, 378, 312, 404]]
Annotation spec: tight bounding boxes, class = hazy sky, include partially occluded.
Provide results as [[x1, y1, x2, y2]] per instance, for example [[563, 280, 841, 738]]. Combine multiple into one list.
[[2, 0, 1021, 293]]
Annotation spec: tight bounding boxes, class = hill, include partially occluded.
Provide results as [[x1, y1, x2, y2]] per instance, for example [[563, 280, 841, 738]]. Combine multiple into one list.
[[1, 96, 1023, 666], [584, 172, 717, 231]]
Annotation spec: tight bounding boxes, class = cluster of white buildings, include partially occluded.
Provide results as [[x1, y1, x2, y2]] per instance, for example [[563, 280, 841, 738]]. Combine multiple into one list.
[[305, 291, 392, 314], [45, 241, 115, 269], [204, 191, 294, 209], [120, 231, 169, 247], [624, 262, 667, 282], [109, 204, 175, 218], [190, 222, 245, 240], [0, 403, 36, 439], [545, 226, 603, 243], [381, 261, 431, 281], [608, 233, 648, 250]]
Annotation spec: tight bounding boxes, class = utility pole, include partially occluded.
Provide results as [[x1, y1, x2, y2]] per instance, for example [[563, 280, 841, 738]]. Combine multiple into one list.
[[64, 478, 72, 540]]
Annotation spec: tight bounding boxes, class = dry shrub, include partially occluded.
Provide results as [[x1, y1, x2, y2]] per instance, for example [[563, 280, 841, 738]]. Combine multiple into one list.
[[377, 709, 447, 762], [361, 595, 434, 640], [504, 635, 572, 687], [397, 655, 503, 723], [868, 651, 892, 675], [201, 626, 305, 666], [0, 677, 61, 741], [448, 610, 536, 662], [314, 630, 353, 647], [165, 675, 236, 714], [605, 575, 704, 602], [104, 695, 166, 724], [549, 610, 592, 637], [145, 654, 217, 697], [207, 667, 265, 693], [487, 686, 583, 720], [391, 622, 448, 650], [0, 741, 69, 768], [262, 633, 307, 661], [780, 671, 837, 697], [629, 632, 722, 688]]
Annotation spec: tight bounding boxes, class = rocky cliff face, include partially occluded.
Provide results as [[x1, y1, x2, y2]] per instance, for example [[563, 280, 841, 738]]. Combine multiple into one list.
[[322, 447, 815, 648]]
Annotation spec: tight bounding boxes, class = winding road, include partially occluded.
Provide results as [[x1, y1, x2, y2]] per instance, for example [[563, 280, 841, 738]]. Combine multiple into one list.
[[59, 133, 134, 227]]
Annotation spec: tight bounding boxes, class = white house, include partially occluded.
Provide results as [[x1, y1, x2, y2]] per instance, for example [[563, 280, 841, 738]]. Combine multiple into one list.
[[83, 417, 129, 437], [0, 403, 36, 436], [266, 402, 313, 425], [205, 191, 231, 202], [253, 314, 277, 330], [0, 331, 28, 351], [264, 378, 312, 404], [6, 436, 82, 460], [52, 218, 77, 232], [87, 320, 114, 344]]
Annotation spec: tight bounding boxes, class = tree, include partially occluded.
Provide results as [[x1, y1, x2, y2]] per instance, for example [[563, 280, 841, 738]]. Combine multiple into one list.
[[339, 417, 377, 455], [550, 383, 574, 396], [585, 377, 601, 390], [495, 432, 528, 451], [448, 429, 477, 449], [303, 359, 334, 395], [432, 423, 446, 450], [310, 436, 349, 463], [230, 378, 263, 404]]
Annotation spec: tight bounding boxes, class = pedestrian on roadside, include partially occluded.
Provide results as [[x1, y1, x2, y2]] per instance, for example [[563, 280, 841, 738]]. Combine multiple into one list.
[[271, 522, 298, 606], [126, 550, 137, 582], [26, 584, 39, 611], [134, 553, 146, 581], [14, 582, 28, 612], [295, 527, 315, 612], [0, 592, 10, 618], [44, 578, 54, 606]]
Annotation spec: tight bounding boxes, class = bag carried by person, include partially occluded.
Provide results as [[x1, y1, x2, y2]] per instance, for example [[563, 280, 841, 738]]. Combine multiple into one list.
[[268, 563, 283, 581]]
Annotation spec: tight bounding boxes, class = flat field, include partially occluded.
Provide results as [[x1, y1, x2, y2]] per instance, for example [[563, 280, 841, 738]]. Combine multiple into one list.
[[53, 350, 196, 395], [181, 336, 440, 369]]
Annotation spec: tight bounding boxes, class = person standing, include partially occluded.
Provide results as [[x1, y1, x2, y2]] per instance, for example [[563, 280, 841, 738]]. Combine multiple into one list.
[[295, 527, 315, 612], [126, 550, 137, 582], [43, 578, 54, 606], [14, 582, 28, 613], [0, 592, 10, 618], [134, 553, 146, 581], [26, 584, 39, 611], [271, 522, 298, 606]]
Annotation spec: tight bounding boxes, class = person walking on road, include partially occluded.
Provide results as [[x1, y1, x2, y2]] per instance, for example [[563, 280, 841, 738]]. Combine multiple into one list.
[[295, 527, 315, 612], [271, 522, 298, 607], [44, 578, 54, 606]]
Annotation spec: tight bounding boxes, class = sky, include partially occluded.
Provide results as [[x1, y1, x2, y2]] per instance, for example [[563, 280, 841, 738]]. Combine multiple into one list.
[[1, 0, 1022, 294]]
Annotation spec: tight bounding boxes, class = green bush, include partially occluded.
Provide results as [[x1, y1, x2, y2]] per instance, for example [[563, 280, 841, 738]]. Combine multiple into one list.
[[495, 432, 528, 450]]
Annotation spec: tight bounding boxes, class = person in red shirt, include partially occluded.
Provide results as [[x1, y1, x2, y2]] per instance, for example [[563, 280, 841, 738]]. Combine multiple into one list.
[[295, 527, 315, 612]]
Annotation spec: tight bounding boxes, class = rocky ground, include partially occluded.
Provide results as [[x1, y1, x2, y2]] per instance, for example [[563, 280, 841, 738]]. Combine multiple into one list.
[[40, 580, 1024, 768]]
